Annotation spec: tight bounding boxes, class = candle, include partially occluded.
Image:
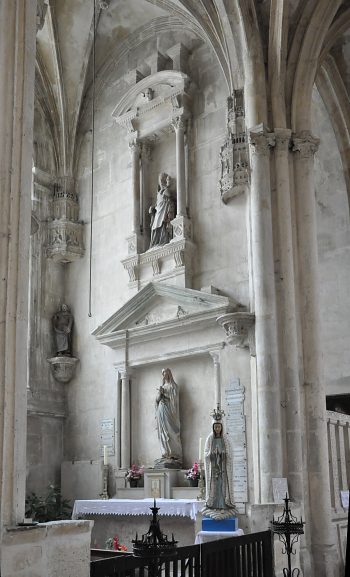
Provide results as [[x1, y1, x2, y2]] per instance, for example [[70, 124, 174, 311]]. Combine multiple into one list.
[[103, 445, 108, 465], [198, 437, 203, 462]]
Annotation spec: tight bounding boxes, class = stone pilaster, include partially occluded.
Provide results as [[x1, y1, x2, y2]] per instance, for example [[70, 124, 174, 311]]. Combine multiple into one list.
[[248, 124, 283, 503], [292, 131, 338, 575], [0, 0, 37, 530]]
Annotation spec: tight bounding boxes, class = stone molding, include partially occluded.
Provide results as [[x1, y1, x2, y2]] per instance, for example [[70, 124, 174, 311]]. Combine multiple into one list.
[[47, 356, 79, 384], [292, 131, 320, 157], [216, 312, 255, 352]]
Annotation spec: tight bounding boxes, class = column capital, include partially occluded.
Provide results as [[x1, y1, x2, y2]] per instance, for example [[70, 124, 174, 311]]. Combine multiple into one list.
[[249, 124, 275, 156], [171, 115, 186, 132], [292, 131, 319, 158], [128, 139, 141, 155], [274, 128, 292, 152]]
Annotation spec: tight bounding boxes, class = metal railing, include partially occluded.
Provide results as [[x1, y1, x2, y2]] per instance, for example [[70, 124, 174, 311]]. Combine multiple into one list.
[[90, 530, 274, 577]]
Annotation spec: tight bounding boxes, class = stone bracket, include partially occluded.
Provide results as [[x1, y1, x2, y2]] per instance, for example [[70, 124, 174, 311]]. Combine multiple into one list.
[[216, 312, 255, 354], [48, 356, 79, 383]]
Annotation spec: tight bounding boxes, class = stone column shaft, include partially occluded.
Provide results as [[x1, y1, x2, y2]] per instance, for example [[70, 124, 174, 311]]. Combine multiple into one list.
[[210, 351, 221, 407], [249, 124, 283, 503], [274, 129, 304, 502], [120, 370, 131, 469], [129, 140, 141, 234], [293, 132, 337, 575], [0, 0, 37, 530], [173, 117, 186, 217]]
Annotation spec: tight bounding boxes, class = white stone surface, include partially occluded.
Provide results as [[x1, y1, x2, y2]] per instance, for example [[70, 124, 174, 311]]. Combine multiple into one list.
[[1, 521, 93, 577]]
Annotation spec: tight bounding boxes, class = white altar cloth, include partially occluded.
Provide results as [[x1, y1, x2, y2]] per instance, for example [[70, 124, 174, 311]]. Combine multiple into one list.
[[72, 499, 205, 521], [195, 529, 244, 544]]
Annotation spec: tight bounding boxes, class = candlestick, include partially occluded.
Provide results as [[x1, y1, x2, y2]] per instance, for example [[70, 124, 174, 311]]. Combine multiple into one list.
[[198, 437, 203, 461], [197, 460, 206, 501], [103, 445, 108, 465]]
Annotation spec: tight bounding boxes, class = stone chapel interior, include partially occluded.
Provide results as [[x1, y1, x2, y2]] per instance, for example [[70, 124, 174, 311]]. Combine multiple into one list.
[[1, 1, 350, 576]]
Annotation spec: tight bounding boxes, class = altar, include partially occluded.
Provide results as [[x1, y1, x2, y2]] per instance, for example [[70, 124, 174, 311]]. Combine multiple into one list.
[[72, 498, 205, 550]]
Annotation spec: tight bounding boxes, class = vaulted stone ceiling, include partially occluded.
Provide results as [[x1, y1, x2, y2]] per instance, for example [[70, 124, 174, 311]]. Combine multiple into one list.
[[35, 0, 350, 183]]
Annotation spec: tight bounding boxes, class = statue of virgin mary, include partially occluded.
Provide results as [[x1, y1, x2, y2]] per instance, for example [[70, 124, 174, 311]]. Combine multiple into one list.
[[154, 368, 182, 469], [202, 416, 237, 520]]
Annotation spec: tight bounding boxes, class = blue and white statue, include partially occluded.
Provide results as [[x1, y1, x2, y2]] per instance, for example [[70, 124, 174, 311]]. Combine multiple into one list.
[[202, 408, 237, 520]]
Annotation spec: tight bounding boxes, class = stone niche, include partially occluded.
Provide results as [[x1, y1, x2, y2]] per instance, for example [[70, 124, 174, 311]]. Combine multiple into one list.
[[112, 60, 195, 290]]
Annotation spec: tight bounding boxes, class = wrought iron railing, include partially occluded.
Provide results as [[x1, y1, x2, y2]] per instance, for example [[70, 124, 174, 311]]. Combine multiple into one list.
[[90, 530, 274, 577]]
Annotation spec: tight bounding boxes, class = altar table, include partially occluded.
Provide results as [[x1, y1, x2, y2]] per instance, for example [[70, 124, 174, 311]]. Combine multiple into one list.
[[72, 498, 204, 521], [72, 498, 205, 548]]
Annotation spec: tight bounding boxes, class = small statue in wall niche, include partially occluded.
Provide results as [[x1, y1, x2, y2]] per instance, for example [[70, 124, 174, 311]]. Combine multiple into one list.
[[202, 416, 237, 520], [154, 368, 182, 469], [52, 303, 74, 357], [149, 173, 176, 249]]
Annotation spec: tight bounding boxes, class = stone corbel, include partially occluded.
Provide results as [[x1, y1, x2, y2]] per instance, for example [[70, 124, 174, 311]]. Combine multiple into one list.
[[151, 258, 160, 276], [216, 312, 255, 353], [122, 255, 139, 283], [47, 356, 79, 384]]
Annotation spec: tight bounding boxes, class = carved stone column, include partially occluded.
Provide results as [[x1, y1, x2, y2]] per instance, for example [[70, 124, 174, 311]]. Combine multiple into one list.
[[171, 116, 191, 241], [120, 369, 131, 469], [0, 0, 37, 529], [127, 139, 142, 255], [292, 131, 337, 572], [173, 116, 186, 217], [249, 124, 283, 503]]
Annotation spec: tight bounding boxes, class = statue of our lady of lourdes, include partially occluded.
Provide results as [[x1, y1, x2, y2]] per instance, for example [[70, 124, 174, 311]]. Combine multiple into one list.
[[202, 415, 237, 520], [154, 368, 182, 469]]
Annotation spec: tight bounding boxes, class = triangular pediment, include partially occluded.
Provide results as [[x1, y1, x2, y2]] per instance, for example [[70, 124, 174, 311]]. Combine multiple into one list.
[[92, 283, 237, 347]]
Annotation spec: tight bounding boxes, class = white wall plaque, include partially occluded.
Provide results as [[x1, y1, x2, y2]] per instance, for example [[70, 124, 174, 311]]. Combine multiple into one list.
[[272, 478, 289, 503], [225, 378, 248, 512], [341, 490, 349, 509], [100, 418, 115, 456]]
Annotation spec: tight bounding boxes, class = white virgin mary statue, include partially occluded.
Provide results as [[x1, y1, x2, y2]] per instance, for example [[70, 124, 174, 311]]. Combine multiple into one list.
[[202, 419, 237, 520], [154, 368, 182, 469]]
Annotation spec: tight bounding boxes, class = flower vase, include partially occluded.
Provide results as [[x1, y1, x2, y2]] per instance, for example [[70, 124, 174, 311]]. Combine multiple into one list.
[[189, 478, 199, 487], [129, 478, 139, 488]]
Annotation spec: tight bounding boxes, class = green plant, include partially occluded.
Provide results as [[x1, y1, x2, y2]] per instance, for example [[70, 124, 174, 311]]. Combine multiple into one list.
[[25, 484, 72, 522]]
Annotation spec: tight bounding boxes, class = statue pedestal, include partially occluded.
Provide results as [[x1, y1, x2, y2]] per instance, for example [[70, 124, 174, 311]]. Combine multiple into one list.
[[143, 468, 178, 499], [47, 356, 78, 383]]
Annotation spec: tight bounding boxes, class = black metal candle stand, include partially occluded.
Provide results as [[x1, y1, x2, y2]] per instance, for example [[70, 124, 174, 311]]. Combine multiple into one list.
[[132, 499, 177, 577], [271, 494, 305, 577]]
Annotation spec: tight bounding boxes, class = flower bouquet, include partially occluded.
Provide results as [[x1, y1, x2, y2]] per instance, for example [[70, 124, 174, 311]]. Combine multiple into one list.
[[125, 464, 144, 487], [105, 535, 128, 552], [185, 462, 200, 486]]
